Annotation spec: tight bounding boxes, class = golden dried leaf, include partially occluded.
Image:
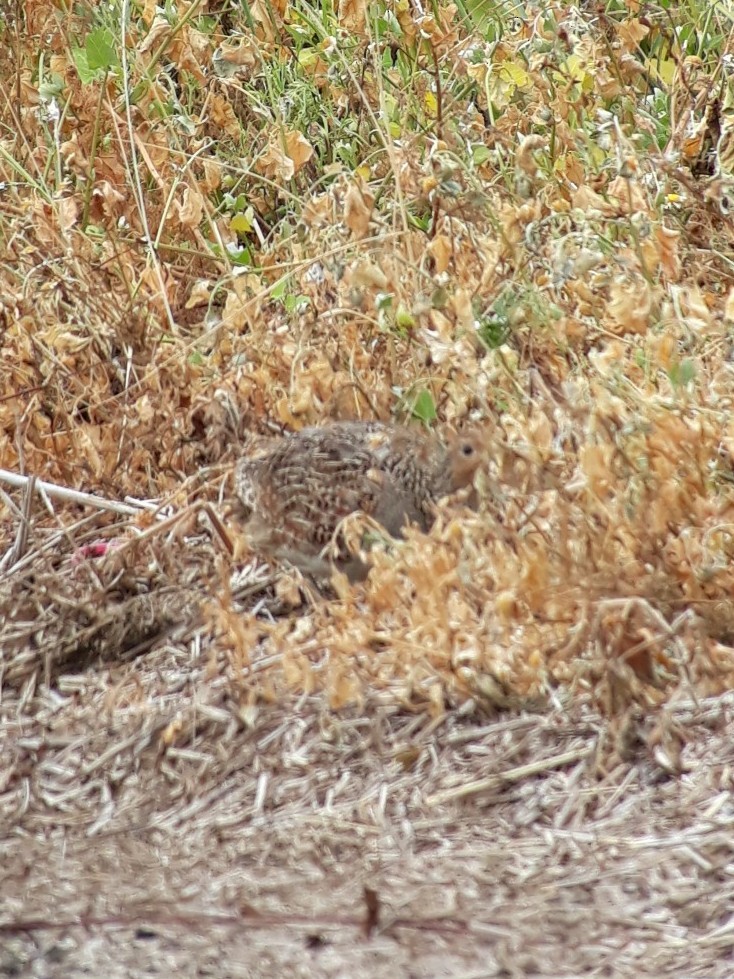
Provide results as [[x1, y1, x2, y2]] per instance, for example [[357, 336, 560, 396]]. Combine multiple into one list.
[[208, 93, 241, 138], [338, 0, 368, 34], [285, 130, 314, 173], [176, 187, 204, 230], [139, 14, 170, 55], [673, 285, 714, 334], [57, 196, 78, 232], [186, 280, 212, 308], [250, 0, 286, 40], [216, 38, 258, 70], [344, 180, 375, 238], [346, 259, 389, 291], [528, 410, 553, 457], [616, 18, 649, 52], [200, 158, 222, 193], [607, 278, 652, 335], [258, 131, 313, 181], [606, 176, 648, 215], [92, 180, 126, 217], [141, 0, 157, 25], [428, 234, 452, 274], [302, 192, 335, 227], [572, 185, 611, 215]]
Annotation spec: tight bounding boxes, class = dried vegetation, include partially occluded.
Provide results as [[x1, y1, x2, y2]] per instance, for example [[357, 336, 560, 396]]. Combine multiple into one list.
[[2, 0, 734, 975]]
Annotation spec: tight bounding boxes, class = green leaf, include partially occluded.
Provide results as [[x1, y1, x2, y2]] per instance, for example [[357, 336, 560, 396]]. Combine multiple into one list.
[[477, 315, 511, 350], [411, 389, 437, 424], [229, 245, 253, 267], [283, 294, 310, 314], [230, 212, 253, 235], [668, 359, 696, 389], [376, 293, 393, 312], [86, 28, 118, 72], [271, 278, 290, 301], [472, 144, 492, 166], [73, 29, 118, 83], [395, 303, 415, 330], [72, 46, 95, 85], [38, 74, 64, 99]]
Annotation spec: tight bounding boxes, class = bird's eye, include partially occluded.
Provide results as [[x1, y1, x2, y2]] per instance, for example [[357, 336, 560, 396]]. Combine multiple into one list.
[[462, 443, 475, 456]]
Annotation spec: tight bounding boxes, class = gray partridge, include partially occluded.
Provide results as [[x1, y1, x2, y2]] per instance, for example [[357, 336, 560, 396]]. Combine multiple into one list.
[[235, 420, 484, 580]]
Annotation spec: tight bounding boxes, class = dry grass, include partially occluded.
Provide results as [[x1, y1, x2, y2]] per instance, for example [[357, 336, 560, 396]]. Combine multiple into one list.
[[4, 0, 734, 973], [3, 656, 734, 975]]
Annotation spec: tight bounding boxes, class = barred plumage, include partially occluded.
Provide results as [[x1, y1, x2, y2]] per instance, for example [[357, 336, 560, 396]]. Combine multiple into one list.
[[235, 420, 484, 580]]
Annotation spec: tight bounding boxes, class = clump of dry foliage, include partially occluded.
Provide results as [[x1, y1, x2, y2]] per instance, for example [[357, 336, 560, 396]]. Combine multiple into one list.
[[3, 0, 734, 714]]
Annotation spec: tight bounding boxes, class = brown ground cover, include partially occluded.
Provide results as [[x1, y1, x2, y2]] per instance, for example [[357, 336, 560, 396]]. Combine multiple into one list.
[[3, 1, 734, 974]]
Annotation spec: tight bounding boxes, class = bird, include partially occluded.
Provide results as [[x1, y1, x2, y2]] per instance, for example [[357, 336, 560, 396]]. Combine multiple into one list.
[[234, 420, 485, 581]]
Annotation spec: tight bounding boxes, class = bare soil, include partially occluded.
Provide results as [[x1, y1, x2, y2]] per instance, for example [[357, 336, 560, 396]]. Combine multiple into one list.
[[3, 645, 733, 979]]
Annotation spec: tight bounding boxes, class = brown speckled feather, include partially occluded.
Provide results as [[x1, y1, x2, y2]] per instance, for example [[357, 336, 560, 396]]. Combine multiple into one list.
[[235, 420, 484, 579]]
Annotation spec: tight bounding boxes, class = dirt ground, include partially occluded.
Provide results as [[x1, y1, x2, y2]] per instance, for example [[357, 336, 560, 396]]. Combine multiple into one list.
[[3, 644, 734, 979]]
